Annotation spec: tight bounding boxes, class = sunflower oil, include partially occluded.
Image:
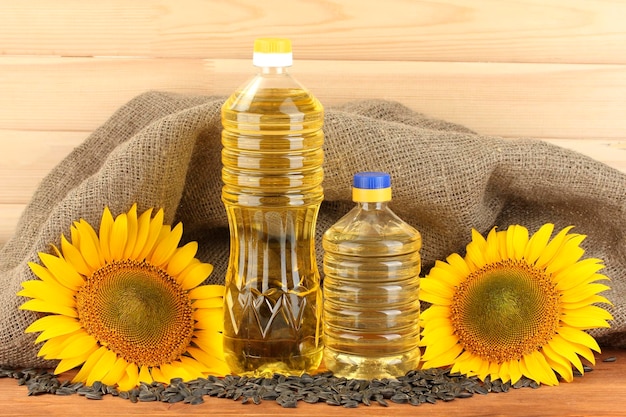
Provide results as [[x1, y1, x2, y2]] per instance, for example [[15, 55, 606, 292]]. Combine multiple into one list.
[[322, 172, 422, 379], [221, 38, 324, 376]]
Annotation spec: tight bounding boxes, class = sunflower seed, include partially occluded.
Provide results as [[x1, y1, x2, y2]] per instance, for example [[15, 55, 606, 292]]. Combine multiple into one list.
[[85, 391, 103, 400], [1, 365, 547, 408], [603, 356, 617, 362]]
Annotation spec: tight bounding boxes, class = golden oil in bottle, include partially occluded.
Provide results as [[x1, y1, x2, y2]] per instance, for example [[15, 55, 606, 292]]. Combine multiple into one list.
[[221, 38, 324, 376], [322, 172, 422, 379]]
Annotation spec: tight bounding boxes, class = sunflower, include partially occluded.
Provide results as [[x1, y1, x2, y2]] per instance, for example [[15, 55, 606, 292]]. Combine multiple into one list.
[[18, 204, 229, 391], [419, 224, 613, 386]]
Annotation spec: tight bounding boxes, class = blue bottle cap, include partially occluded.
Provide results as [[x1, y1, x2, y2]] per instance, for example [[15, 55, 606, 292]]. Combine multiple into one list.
[[353, 172, 391, 189]]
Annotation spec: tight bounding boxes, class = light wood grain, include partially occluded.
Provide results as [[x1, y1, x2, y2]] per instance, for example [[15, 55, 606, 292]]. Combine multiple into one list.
[[1, 1, 625, 415], [2, 56, 625, 139], [1, 349, 624, 417], [1, 0, 625, 64]]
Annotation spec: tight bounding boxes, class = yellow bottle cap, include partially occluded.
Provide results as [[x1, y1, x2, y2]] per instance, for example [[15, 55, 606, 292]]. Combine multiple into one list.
[[253, 38, 293, 67], [254, 38, 292, 54]]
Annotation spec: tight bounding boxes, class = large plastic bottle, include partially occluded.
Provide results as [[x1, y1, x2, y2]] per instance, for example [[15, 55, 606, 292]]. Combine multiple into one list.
[[322, 172, 422, 379], [221, 38, 324, 376]]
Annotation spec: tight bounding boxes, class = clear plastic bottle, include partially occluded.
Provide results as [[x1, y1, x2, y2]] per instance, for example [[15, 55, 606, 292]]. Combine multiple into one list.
[[221, 38, 324, 376], [322, 172, 422, 379]]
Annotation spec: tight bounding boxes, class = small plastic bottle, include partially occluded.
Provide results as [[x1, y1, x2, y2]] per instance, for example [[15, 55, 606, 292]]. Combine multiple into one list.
[[221, 38, 324, 376], [322, 172, 422, 379]]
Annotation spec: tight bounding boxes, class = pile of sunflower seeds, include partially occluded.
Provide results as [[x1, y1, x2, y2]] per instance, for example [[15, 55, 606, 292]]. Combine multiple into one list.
[[0, 366, 552, 408]]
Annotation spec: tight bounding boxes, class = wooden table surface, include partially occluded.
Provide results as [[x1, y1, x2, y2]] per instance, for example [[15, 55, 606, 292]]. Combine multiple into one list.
[[1, 349, 624, 417]]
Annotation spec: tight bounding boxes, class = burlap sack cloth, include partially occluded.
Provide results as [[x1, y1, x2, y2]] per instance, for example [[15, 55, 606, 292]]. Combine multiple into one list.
[[1, 91, 625, 368]]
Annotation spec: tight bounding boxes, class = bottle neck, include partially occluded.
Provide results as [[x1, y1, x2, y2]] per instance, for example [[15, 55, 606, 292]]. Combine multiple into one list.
[[357, 201, 388, 210], [259, 66, 288, 75]]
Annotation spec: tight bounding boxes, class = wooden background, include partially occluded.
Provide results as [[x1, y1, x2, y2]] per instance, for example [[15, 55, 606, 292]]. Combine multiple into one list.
[[1, 0, 626, 247]]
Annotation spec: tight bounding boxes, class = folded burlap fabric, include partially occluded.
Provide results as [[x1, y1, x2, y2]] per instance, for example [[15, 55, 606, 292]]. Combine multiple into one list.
[[1, 91, 625, 368]]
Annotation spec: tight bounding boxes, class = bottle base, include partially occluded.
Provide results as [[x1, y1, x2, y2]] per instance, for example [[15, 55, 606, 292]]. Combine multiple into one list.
[[323, 347, 421, 380], [224, 342, 324, 377]]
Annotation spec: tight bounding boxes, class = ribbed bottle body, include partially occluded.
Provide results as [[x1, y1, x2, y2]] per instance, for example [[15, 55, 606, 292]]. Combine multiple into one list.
[[322, 204, 421, 379], [221, 71, 324, 376]]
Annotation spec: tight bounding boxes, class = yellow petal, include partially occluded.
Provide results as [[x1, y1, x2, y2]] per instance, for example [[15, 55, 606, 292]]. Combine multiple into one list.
[[149, 366, 168, 384], [465, 229, 488, 269], [421, 334, 459, 361], [110, 213, 128, 261], [529, 350, 559, 386], [545, 235, 586, 276], [60, 235, 92, 276], [38, 252, 84, 290], [420, 276, 456, 300], [495, 359, 510, 383], [138, 365, 153, 384], [506, 225, 529, 261], [420, 304, 450, 321], [176, 357, 207, 379], [554, 259, 606, 291], [58, 333, 99, 359], [19, 280, 75, 307], [486, 227, 503, 263], [188, 284, 225, 301], [425, 260, 464, 287], [100, 357, 130, 386], [150, 223, 183, 267], [117, 364, 140, 391], [535, 226, 577, 270], [418, 290, 452, 306], [560, 305, 612, 329], [560, 283, 611, 304], [25, 314, 80, 334], [117, 373, 137, 392], [542, 343, 573, 382], [422, 343, 463, 369], [562, 294, 611, 311], [87, 348, 118, 386], [135, 208, 164, 261], [446, 252, 473, 278], [159, 362, 193, 384], [166, 241, 199, 277], [524, 223, 554, 265], [420, 316, 453, 336], [557, 326, 601, 352], [75, 220, 104, 269], [38, 334, 76, 358], [55, 344, 99, 374], [123, 204, 139, 259], [179, 355, 211, 373], [507, 359, 523, 385], [192, 298, 223, 309], [548, 335, 585, 373], [28, 261, 62, 287], [21, 299, 77, 319], [130, 208, 154, 260], [187, 346, 227, 369], [179, 262, 214, 290], [73, 346, 108, 384], [99, 206, 114, 262], [420, 325, 456, 348]]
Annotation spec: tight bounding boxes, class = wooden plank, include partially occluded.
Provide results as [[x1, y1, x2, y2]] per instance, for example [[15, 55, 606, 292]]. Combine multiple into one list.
[[0, 0, 625, 64], [0, 349, 624, 416], [543, 138, 626, 174], [1, 132, 624, 208], [0, 204, 25, 247], [0, 131, 85, 203], [1, 57, 625, 139], [0, 133, 624, 248]]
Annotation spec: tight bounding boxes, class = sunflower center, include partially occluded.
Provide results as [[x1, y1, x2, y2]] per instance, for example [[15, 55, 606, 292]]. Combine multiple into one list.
[[76, 260, 194, 367], [450, 259, 560, 364]]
